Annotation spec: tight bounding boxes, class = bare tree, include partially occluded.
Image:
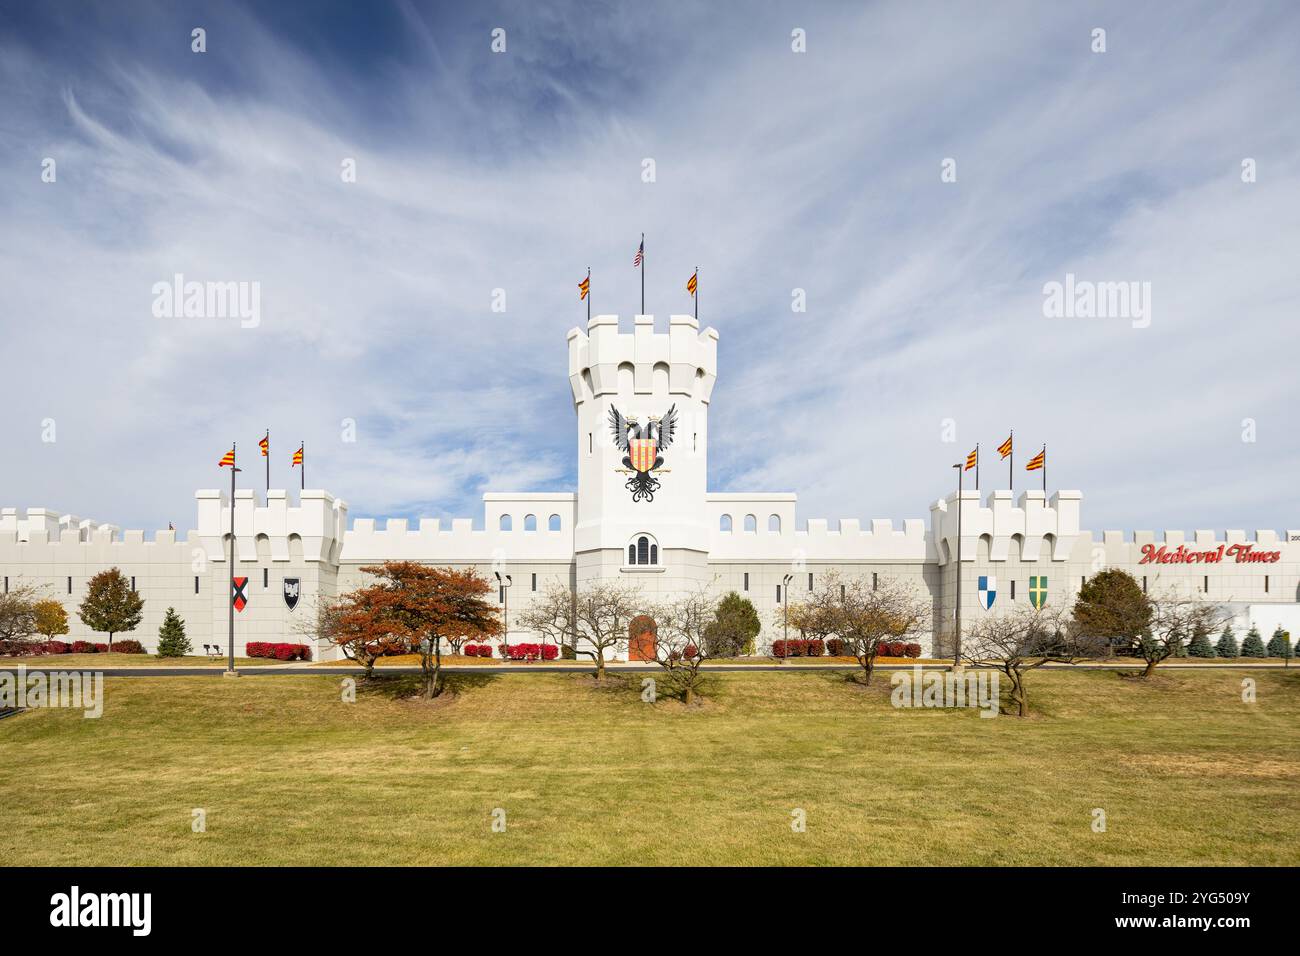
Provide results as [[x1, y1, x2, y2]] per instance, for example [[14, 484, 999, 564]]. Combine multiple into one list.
[[572, 581, 644, 680], [1134, 588, 1227, 678], [963, 606, 1107, 717], [646, 590, 718, 704], [801, 572, 928, 684], [523, 580, 643, 680], [0, 583, 43, 651], [518, 582, 577, 659]]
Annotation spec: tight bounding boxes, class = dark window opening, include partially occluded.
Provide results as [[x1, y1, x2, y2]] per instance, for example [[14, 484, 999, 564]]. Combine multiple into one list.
[[67, 576, 72, 594], [776, 584, 782, 603], [195, 576, 200, 594], [743, 573, 749, 591], [807, 572, 813, 591], [263, 568, 269, 588], [637, 536, 649, 565], [531, 573, 537, 591]]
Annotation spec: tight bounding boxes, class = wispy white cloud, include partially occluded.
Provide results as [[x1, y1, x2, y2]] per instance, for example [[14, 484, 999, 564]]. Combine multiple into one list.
[[0, 1, 1297, 537]]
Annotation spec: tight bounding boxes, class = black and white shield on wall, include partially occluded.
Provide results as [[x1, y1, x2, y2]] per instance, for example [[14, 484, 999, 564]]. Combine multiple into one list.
[[282, 577, 301, 611]]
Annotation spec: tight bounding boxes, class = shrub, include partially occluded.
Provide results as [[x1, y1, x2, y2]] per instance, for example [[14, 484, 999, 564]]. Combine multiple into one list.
[[46, 640, 70, 654], [1215, 626, 1239, 658], [93, 643, 109, 653], [111, 639, 146, 654], [826, 638, 845, 656], [244, 641, 311, 661], [1240, 626, 1266, 658], [905, 643, 922, 658], [1187, 624, 1215, 658], [156, 607, 192, 657], [505, 643, 558, 661], [478, 644, 493, 658], [463, 644, 494, 658], [71, 640, 96, 653], [806, 639, 824, 657]]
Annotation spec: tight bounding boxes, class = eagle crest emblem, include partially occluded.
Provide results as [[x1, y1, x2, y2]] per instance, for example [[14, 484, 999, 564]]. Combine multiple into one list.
[[609, 403, 678, 502]]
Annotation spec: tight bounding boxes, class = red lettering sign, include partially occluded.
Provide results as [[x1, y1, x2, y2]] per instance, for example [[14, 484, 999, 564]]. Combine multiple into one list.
[[1139, 543, 1280, 565]]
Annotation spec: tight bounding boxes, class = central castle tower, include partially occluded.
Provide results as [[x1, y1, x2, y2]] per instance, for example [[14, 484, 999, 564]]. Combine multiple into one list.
[[567, 314, 718, 592]]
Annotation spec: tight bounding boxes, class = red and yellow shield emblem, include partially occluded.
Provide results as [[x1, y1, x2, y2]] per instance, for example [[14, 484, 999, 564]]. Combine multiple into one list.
[[629, 438, 657, 474]]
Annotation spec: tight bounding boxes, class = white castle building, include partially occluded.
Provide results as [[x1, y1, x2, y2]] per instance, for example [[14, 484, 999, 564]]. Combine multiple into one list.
[[3, 313, 1298, 659]]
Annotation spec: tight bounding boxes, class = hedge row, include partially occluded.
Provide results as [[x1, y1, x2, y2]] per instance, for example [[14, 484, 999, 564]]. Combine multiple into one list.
[[463, 644, 495, 657], [773, 639, 923, 658], [505, 643, 559, 661], [1, 639, 147, 655], [244, 642, 313, 661]]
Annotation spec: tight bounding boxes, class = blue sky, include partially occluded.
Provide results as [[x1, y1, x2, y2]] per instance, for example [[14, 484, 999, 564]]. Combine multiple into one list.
[[2, 0, 1298, 536]]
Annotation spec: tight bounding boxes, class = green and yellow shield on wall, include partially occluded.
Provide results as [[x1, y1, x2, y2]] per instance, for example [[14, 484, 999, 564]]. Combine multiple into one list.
[[1029, 576, 1048, 609]]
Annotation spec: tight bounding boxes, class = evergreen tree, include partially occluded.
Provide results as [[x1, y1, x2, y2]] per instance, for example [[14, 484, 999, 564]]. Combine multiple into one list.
[[1266, 626, 1291, 658], [1187, 621, 1215, 658], [156, 607, 191, 657], [1239, 625, 1265, 658], [704, 592, 761, 657], [1215, 625, 1238, 658]]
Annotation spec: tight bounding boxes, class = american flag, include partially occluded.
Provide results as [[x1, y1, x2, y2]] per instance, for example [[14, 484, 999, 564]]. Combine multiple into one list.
[[633, 240, 643, 267]]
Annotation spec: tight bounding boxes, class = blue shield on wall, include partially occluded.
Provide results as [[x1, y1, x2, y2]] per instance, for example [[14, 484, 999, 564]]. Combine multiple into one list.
[[977, 575, 997, 610]]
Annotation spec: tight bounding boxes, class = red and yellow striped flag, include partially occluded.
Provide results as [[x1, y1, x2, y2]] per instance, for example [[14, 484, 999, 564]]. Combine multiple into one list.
[[686, 270, 697, 296], [964, 447, 978, 471], [578, 275, 590, 300], [1026, 448, 1046, 471], [259, 433, 269, 457], [292, 445, 303, 467], [218, 448, 236, 468], [997, 434, 1012, 459]]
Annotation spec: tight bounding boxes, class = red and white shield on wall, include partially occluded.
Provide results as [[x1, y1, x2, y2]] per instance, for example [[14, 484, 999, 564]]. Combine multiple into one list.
[[629, 438, 657, 473], [232, 576, 249, 612]]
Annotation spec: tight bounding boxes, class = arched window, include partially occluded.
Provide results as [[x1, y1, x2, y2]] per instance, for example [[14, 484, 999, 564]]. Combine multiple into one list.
[[548, 514, 561, 532], [626, 533, 660, 566], [720, 514, 733, 532], [524, 514, 537, 532], [768, 514, 781, 533], [499, 514, 512, 531], [744, 514, 757, 533]]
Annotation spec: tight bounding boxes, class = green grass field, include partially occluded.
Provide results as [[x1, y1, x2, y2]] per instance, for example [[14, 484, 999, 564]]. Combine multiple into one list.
[[2, 668, 1296, 865], [3, 653, 280, 668]]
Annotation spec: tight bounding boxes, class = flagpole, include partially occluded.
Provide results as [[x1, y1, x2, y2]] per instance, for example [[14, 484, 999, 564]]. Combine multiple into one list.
[[1042, 444, 1047, 494], [301, 442, 305, 491], [695, 265, 699, 321], [228, 442, 237, 673], [587, 267, 591, 323], [975, 442, 980, 493], [265, 428, 270, 494], [953, 462, 963, 670], [640, 232, 645, 316], [1009, 430, 1014, 494]]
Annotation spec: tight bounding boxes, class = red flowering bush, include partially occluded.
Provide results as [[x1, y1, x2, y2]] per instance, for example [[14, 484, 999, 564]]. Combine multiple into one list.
[[505, 643, 558, 661], [463, 644, 495, 657], [46, 640, 70, 654], [94, 643, 109, 652], [826, 638, 845, 656], [110, 639, 146, 654], [244, 641, 311, 661], [71, 640, 96, 653]]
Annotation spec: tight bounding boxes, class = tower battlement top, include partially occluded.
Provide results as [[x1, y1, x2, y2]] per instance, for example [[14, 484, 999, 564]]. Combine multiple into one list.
[[567, 314, 718, 405]]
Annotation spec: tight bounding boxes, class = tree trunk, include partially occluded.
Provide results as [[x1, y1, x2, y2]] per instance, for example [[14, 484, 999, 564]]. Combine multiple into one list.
[[596, 649, 605, 682], [108, 632, 114, 653], [1008, 668, 1028, 717], [684, 683, 694, 706], [1141, 657, 1159, 679]]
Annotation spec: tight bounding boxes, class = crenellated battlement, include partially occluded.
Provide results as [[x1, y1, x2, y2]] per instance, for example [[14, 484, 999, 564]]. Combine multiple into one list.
[[931, 489, 1082, 563], [195, 488, 348, 564], [567, 313, 718, 407]]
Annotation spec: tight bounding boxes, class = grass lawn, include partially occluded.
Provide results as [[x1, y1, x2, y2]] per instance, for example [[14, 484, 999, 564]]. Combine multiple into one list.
[[2, 654, 282, 668], [1, 668, 1296, 865]]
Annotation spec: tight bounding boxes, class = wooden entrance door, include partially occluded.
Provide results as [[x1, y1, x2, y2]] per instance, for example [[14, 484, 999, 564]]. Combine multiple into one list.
[[628, 614, 657, 661]]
